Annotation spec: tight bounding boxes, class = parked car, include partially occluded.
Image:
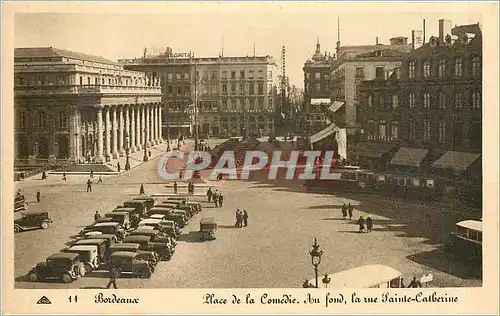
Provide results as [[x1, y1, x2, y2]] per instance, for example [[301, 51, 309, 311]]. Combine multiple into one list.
[[105, 212, 132, 230], [14, 211, 52, 234], [200, 217, 217, 241], [114, 207, 141, 228], [78, 218, 115, 236], [149, 214, 166, 220], [64, 245, 100, 272], [91, 222, 127, 240], [74, 239, 109, 264], [166, 197, 187, 204], [123, 200, 148, 218], [159, 220, 181, 238], [122, 235, 172, 260], [108, 251, 153, 278], [129, 226, 176, 249], [187, 201, 202, 214], [133, 196, 156, 210], [84, 233, 118, 248], [108, 243, 159, 267], [28, 252, 86, 283]]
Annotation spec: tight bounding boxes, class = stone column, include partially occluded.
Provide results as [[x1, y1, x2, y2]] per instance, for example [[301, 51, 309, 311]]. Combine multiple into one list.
[[140, 105, 145, 148], [151, 104, 157, 145], [130, 106, 137, 152], [105, 107, 111, 159], [146, 104, 151, 147], [69, 106, 81, 163], [118, 106, 125, 157], [112, 106, 119, 159], [136, 106, 142, 151], [158, 104, 163, 142], [96, 107, 104, 163]]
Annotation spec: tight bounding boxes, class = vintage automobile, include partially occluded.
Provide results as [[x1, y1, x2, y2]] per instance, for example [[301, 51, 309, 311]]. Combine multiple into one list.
[[28, 252, 86, 283], [84, 233, 118, 248], [14, 210, 53, 234], [159, 220, 181, 238], [166, 197, 187, 204], [161, 200, 184, 208], [74, 239, 109, 263], [171, 209, 189, 222], [149, 214, 166, 220], [78, 218, 115, 236], [123, 200, 148, 218], [108, 251, 153, 278], [114, 207, 141, 227], [14, 195, 27, 213], [446, 220, 482, 263], [187, 201, 202, 214], [122, 235, 172, 260], [109, 243, 159, 267], [129, 226, 176, 249], [133, 196, 156, 210], [65, 245, 100, 272], [147, 207, 186, 228], [91, 222, 127, 240], [105, 212, 132, 230], [138, 218, 165, 230], [200, 217, 217, 241]]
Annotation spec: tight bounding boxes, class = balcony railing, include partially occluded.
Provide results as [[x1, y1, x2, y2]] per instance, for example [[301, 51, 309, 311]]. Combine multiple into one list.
[[15, 84, 162, 96]]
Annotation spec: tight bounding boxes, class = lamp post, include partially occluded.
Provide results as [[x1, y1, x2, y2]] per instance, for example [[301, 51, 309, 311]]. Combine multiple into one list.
[[309, 238, 323, 288], [143, 129, 148, 162], [125, 133, 131, 171]]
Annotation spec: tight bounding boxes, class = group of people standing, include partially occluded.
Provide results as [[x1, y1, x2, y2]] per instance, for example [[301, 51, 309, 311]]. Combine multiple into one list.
[[206, 187, 223, 207], [235, 209, 248, 228], [341, 203, 374, 233]]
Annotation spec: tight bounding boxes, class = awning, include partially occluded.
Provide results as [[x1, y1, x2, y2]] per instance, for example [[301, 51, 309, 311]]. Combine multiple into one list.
[[432, 151, 481, 171], [328, 101, 344, 113], [350, 142, 397, 158], [310, 123, 338, 144], [390, 147, 429, 167], [311, 98, 331, 106]]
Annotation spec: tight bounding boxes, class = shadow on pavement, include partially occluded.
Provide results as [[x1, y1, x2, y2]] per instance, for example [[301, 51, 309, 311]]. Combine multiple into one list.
[[337, 230, 364, 234], [306, 204, 346, 210], [321, 217, 349, 221], [80, 286, 108, 289], [178, 231, 203, 243], [218, 225, 239, 229]]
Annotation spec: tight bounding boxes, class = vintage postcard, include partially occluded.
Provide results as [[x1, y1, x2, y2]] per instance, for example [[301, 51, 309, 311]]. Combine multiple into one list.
[[1, 1, 499, 314]]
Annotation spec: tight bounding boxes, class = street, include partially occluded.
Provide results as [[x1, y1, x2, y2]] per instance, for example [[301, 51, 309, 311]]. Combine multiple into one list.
[[14, 140, 482, 289]]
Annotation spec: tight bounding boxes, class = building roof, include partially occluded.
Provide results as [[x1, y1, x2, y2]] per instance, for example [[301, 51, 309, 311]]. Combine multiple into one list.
[[355, 49, 406, 58], [15, 47, 119, 66]]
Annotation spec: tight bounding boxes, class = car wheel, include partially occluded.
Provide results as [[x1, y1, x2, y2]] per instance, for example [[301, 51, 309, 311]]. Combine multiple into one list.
[[61, 273, 73, 283], [14, 225, 21, 234], [27, 271, 38, 282], [141, 269, 152, 278], [40, 221, 49, 229], [78, 264, 86, 277], [84, 263, 93, 273]]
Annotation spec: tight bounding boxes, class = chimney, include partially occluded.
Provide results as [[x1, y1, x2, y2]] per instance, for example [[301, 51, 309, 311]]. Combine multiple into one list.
[[411, 30, 424, 50], [439, 19, 453, 43], [376, 37, 379, 45], [423, 19, 426, 44]]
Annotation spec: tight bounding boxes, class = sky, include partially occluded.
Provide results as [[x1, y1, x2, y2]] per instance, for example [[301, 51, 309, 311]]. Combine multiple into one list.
[[13, 4, 483, 87]]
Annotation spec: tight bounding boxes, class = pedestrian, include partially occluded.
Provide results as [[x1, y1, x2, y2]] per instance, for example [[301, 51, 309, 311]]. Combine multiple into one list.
[[62, 172, 67, 181], [207, 187, 213, 202], [41, 171, 47, 180], [97, 175, 103, 184], [366, 215, 373, 232], [90, 170, 94, 179], [243, 210, 248, 227], [117, 162, 121, 173], [94, 211, 101, 222], [86, 178, 92, 192], [407, 276, 422, 288], [213, 190, 219, 207], [238, 210, 244, 228], [36, 190, 41, 202], [235, 209, 241, 227], [341, 204, 347, 219], [348, 203, 353, 220], [148, 150, 151, 157], [190, 181, 195, 195], [357, 216, 365, 233], [173, 181, 178, 194], [218, 192, 224, 207], [106, 265, 121, 289], [140, 184, 145, 195]]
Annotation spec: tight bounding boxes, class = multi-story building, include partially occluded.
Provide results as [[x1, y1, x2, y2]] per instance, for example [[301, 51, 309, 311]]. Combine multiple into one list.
[[120, 49, 278, 138], [302, 39, 334, 132], [330, 37, 411, 136], [14, 47, 163, 165]]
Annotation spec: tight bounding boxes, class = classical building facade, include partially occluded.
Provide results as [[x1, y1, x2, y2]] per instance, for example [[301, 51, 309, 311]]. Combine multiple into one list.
[[120, 49, 278, 138], [14, 47, 163, 164]]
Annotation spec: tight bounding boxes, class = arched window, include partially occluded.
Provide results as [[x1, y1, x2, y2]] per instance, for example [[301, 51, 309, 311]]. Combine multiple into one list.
[[423, 60, 432, 77], [454, 57, 463, 77], [472, 56, 481, 77], [408, 60, 416, 79], [438, 58, 446, 78]]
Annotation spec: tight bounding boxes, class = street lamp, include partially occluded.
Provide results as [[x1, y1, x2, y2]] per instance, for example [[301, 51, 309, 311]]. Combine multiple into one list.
[[143, 129, 148, 162], [125, 133, 131, 171], [309, 238, 323, 288]]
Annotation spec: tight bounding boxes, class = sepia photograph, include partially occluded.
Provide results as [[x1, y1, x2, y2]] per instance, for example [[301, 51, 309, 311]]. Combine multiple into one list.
[[2, 1, 499, 314]]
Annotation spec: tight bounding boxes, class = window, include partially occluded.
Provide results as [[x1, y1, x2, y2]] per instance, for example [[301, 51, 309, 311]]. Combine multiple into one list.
[[239, 70, 245, 79], [378, 121, 386, 139], [355, 67, 365, 79], [184, 86, 190, 96], [258, 83, 264, 95], [305, 73, 310, 80], [379, 95, 385, 108], [438, 92, 446, 109], [202, 71, 208, 81], [239, 98, 245, 110], [438, 120, 446, 142], [239, 83, 245, 95], [231, 99, 237, 110], [177, 87, 181, 96], [258, 70, 264, 79], [423, 93, 430, 108], [455, 92, 463, 109], [57, 112, 68, 128], [423, 119, 431, 142], [231, 71, 236, 80], [408, 61, 416, 78], [184, 73, 189, 80], [315, 83, 321, 92], [453, 122, 463, 147], [249, 83, 255, 95], [222, 71, 227, 79], [249, 99, 255, 110], [221, 99, 227, 110], [409, 93, 415, 109], [472, 56, 481, 77], [17, 111, 26, 128], [80, 77, 83, 85], [37, 112, 46, 128], [222, 84, 227, 95], [95, 78, 98, 85], [231, 83, 236, 95], [375, 67, 384, 79], [472, 92, 481, 110], [248, 70, 254, 79], [315, 72, 321, 79], [392, 95, 399, 108], [258, 99, 264, 110], [268, 70, 272, 79], [423, 60, 432, 77], [211, 71, 217, 80], [409, 121, 416, 141], [268, 83, 272, 93], [391, 122, 399, 140], [454, 57, 463, 77], [168, 85, 173, 95], [267, 98, 273, 110], [368, 95, 373, 107], [176, 73, 181, 80], [168, 73, 173, 80]]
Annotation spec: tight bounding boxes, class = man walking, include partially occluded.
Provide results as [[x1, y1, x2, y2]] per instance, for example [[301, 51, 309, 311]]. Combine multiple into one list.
[[348, 203, 353, 220], [117, 162, 121, 173], [86, 178, 92, 192], [366, 215, 373, 233], [36, 190, 41, 203], [218, 192, 224, 207], [173, 181, 178, 194], [140, 184, 145, 195], [62, 172, 67, 181], [94, 211, 101, 222], [341, 204, 347, 219], [235, 210, 241, 228], [206, 187, 213, 202], [243, 210, 248, 227], [90, 170, 94, 179], [106, 265, 121, 289], [357, 216, 365, 233], [213, 190, 219, 207], [97, 175, 103, 184]]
